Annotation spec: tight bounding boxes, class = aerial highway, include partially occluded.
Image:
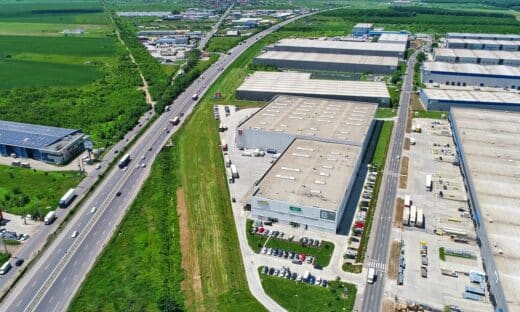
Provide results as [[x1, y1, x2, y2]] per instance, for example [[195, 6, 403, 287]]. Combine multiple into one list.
[[198, 0, 235, 50], [0, 10, 319, 312], [360, 48, 421, 312]]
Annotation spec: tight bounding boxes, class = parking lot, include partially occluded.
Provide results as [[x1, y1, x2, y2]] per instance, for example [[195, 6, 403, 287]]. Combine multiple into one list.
[[0, 212, 41, 254], [387, 118, 493, 311]]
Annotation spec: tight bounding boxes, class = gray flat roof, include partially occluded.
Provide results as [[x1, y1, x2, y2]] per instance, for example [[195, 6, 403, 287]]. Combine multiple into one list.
[[274, 38, 407, 53], [378, 33, 408, 43], [447, 32, 520, 41], [422, 88, 520, 105], [255, 50, 398, 67], [447, 38, 520, 46], [239, 95, 377, 145], [255, 139, 361, 211], [0, 120, 81, 150], [451, 107, 520, 306], [423, 61, 520, 77], [434, 48, 520, 61], [237, 71, 390, 99], [354, 23, 373, 28]]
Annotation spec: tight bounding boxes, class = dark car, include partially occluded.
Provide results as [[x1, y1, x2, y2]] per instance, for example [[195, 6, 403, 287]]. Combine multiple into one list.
[[268, 267, 275, 275], [313, 264, 323, 270], [15, 258, 24, 266], [116, 191, 122, 197], [291, 272, 297, 280]]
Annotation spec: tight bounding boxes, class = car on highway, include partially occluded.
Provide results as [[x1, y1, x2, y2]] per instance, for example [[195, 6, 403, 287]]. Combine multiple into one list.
[[95, 164, 101, 170], [116, 191, 122, 197], [71, 231, 79, 238], [15, 258, 24, 267], [141, 163, 146, 168], [91, 206, 97, 213]]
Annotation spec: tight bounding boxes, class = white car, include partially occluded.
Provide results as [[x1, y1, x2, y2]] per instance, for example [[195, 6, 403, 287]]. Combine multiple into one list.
[[95, 164, 101, 170], [91, 206, 97, 214], [71, 231, 79, 238], [141, 163, 146, 168], [315, 277, 322, 286]]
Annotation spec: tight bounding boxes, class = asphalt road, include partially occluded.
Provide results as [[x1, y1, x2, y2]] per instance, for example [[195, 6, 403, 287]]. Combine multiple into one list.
[[360, 50, 420, 312], [198, 1, 235, 51], [0, 11, 317, 312]]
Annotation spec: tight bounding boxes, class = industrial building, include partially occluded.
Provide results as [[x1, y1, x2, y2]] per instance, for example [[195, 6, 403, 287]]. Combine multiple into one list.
[[250, 139, 362, 232], [236, 71, 390, 105], [378, 33, 408, 45], [446, 38, 520, 51], [0, 120, 89, 164], [422, 62, 520, 89], [450, 107, 520, 311], [433, 48, 520, 66], [420, 88, 520, 111], [270, 38, 407, 59], [446, 32, 520, 41], [253, 51, 398, 74], [236, 95, 377, 152], [352, 23, 373, 36]]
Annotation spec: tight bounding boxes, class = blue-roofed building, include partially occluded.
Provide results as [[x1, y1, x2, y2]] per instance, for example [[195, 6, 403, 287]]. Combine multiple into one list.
[[0, 120, 88, 164]]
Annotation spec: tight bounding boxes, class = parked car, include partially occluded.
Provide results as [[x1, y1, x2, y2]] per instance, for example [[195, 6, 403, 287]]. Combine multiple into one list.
[[322, 280, 328, 287], [291, 272, 297, 280], [315, 277, 322, 286], [296, 275, 303, 282], [308, 276, 316, 284], [261, 266, 268, 274], [261, 247, 267, 254], [269, 267, 275, 275]]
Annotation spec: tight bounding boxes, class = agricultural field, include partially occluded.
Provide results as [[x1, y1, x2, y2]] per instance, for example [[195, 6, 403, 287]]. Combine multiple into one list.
[[106, 0, 209, 11], [0, 165, 83, 217], [259, 271, 357, 312], [70, 146, 184, 312]]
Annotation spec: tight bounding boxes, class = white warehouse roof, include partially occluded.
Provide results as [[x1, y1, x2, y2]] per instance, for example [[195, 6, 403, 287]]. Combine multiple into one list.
[[237, 71, 390, 100], [447, 38, 520, 47], [447, 32, 520, 41], [378, 33, 408, 43], [422, 88, 520, 105], [274, 38, 407, 53], [255, 50, 398, 67], [423, 61, 520, 77], [254, 139, 361, 211], [434, 48, 520, 61], [239, 95, 377, 146]]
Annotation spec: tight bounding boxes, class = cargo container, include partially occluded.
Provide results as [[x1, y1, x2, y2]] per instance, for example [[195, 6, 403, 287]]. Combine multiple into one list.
[[230, 164, 239, 178], [425, 174, 432, 191], [59, 188, 76, 208], [44, 211, 57, 225]]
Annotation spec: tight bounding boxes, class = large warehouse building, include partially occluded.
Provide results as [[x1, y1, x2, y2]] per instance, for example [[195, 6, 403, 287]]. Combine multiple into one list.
[[236, 71, 390, 105], [450, 107, 520, 311], [253, 51, 398, 74], [378, 33, 408, 45], [0, 120, 88, 164], [270, 38, 407, 59], [250, 139, 362, 233], [446, 38, 520, 51], [236, 95, 377, 153], [420, 88, 520, 111], [433, 48, 520, 66], [422, 62, 520, 89], [446, 32, 520, 41]]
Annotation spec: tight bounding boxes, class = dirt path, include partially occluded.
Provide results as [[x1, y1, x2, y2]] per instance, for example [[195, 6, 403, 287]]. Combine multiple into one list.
[[176, 188, 204, 311], [110, 15, 155, 107]]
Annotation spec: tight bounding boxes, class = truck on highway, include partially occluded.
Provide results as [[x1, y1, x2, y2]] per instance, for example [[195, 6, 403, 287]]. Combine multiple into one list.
[[192, 93, 198, 100], [425, 174, 432, 191], [0, 261, 11, 275], [59, 188, 76, 208], [169, 116, 180, 125], [44, 211, 57, 225], [119, 153, 131, 169], [367, 267, 376, 284], [230, 164, 239, 178]]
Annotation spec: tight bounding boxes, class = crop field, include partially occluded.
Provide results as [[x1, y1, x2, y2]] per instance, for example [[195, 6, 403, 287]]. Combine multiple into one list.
[[70, 146, 184, 312], [0, 22, 112, 37], [0, 165, 83, 217], [0, 1, 107, 24]]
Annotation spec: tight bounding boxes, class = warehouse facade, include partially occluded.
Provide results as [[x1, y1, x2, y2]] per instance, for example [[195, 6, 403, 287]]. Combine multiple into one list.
[[450, 107, 520, 311], [236, 95, 377, 152], [253, 51, 398, 74], [446, 32, 520, 41], [420, 88, 520, 111], [270, 38, 407, 59], [422, 62, 520, 89], [250, 139, 363, 233], [0, 120, 88, 164], [236, 71, 390, 105], [434, 48, 520, 66], [446, 38, 520, 51]]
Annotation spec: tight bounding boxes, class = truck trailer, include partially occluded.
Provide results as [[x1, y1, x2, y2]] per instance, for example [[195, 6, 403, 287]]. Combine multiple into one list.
[[119, 153, 131, 169], [59, 188, 76, 208], [230, 164, 239, 178], [403, 206, 410, 226], [416, 208, 424, 227], [425, 174, 432, 191], [409, 205, 417, 227]]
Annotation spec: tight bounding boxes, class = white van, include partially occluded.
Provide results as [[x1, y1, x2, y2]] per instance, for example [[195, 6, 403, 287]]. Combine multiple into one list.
[[0, 261, 12, 275], [367, 267, 376, 284]]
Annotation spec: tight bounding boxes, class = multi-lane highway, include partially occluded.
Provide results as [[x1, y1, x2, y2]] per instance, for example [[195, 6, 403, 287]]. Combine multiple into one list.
[[0, 10, 318, 312], [361, 49, 421, 312]]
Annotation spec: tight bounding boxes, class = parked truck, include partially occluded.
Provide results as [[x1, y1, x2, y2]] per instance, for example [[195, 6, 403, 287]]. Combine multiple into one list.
[[44, 211, 57, 225], [230, 164, 239, 178], [425, 174, 432, 191], [416, 208, 424, 227], [409, 205, 417, 227], [59, 188, 76, 208], [403, 206, 410, 226], [404, 195, 411, 207]]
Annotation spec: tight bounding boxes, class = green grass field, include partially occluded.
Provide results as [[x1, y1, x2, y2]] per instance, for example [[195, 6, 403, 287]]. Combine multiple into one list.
[[0, 165, 83, 217], [371, 121, 394, 168], [413, 110, 447, 119], [259, 271, 357, 312], [70, 146, 184, 312], [246, 220, 335, 267], [0, 36, 116, 57], [207, 36, 245, 53], [0, 22, 112, 37], [0, 253, 10, 264], [376, 108, 398, 119]]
